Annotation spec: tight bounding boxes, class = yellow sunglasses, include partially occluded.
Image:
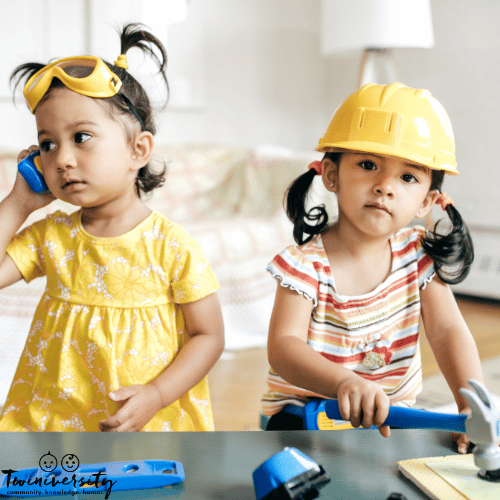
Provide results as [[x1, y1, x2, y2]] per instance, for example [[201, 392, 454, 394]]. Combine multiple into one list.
[[24, 56, 122, 113]]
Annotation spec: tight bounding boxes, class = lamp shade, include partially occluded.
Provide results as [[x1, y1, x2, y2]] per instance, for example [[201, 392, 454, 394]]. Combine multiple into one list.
[[321, 0, 434, 53]]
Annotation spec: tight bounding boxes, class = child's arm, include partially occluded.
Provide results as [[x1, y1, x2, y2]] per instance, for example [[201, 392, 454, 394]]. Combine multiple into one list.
[[420, 276, 485, 453], [99, 292, 225, 431], [267, 286, 391, 436], [0, 148, 55, 289]]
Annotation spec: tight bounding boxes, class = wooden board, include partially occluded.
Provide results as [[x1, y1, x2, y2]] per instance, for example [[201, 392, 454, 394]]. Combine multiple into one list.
[[398, 454, 499, 500]]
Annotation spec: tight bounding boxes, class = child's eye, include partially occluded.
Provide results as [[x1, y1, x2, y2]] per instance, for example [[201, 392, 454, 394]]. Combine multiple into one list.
[[402, 173, 418, 183], [74, 132, 91, 144], [359, 161, 376, 170], [39, 140, 55, 153]]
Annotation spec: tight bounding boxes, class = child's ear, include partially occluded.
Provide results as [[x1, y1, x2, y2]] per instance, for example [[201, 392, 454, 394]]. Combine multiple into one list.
[[130, 131, 154, 171], [322, 157, 338, 192], [415, 189, 439, 219]]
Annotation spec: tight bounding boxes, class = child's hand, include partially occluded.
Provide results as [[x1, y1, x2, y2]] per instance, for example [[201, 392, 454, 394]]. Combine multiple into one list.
[[98, 384, 163, 432], [451, 408, 473, 454], [451, 431, 472, 454], [336, 376, 391, 437]]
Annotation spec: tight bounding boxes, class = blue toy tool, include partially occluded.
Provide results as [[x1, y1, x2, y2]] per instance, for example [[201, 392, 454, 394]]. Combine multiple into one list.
[[17, 151, 49, 193], [281, 399, 358, 431], [325, 399, 468, 433], [0, 459, 184, 497], [253, 447, 330, 500], [274, 398, 468, 432]]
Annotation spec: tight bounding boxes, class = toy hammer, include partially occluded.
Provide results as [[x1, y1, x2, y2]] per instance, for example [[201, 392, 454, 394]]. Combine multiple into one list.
[[324, 379, 500, 481]]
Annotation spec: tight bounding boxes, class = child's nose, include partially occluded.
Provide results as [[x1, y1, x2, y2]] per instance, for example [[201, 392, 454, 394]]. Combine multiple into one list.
[[55, 145, 77, 171], [373, 175, 394, 198]]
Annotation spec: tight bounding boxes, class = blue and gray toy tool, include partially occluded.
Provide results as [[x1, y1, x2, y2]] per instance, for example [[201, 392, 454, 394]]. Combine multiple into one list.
[[326, 379, 500, 482], [253, 447, 330, 500], [0, 459, 184, 497]]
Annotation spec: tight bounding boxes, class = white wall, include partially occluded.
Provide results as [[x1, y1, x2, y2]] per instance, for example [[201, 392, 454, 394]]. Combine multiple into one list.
[[322, 0, 500, 229], [398, 0, 500, 229], [158, 0, 324, 151], [0, 0, 324, 153]]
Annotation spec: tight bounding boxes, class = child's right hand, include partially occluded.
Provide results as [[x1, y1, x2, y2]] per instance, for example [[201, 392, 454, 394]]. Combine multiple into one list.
[[14, 146, 55, 211], [336, 375, 391, 437]]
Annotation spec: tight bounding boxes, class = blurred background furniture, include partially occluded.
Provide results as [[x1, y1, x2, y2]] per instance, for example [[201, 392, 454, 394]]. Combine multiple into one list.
[[321, 0, 434, 87]]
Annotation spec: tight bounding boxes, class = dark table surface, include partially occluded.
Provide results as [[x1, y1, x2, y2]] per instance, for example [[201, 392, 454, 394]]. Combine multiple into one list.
[[0, 429, 460, 499]]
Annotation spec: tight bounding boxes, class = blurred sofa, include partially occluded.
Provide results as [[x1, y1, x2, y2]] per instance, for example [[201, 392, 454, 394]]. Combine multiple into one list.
[[0, 143, 333, 406]]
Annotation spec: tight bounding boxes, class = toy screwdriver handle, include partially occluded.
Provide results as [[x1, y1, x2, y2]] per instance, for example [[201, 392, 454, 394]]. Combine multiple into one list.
[[324, 400, 467, 433]]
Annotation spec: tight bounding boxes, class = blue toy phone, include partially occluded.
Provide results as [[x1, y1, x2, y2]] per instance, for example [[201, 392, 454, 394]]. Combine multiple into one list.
[[17, 151, 49, 193]]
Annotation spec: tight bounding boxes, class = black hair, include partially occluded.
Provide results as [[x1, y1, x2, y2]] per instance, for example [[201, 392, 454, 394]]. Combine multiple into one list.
[[10, 23, 168, 198], [285, 152, 340, 246], [421, 170, 474, 284], [285, 152, 473, 285]]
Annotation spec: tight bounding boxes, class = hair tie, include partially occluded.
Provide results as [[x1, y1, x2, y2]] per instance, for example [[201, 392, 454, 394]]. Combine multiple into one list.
[[436, 192, 454, 210], [308, 161, 322, 175], [114, 54, 129, 69]]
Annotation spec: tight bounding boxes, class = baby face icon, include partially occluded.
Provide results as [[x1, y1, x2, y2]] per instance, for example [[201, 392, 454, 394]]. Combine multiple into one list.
[[39, 451, 57, 472], [61, 454, 80, 472]]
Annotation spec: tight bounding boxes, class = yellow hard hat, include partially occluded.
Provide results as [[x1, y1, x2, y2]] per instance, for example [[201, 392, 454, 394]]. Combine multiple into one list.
[[317, 83, 458, 175]]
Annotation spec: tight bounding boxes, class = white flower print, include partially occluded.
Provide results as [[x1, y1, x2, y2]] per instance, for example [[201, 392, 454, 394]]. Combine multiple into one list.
[[161, 421, 174, 431], [89, 314, 102, 330], [168, 238, 182, 250], [142, 225, 165, 240], [60, 415, 85, 431], [45, 240, 57, 259], [191, 396, 211, 426], [53, 215, 72, 227], [196, 262, 209, 274], [140, 263, 166, 281], [88, 263, 113, 299], [143, 350, 169, 367]]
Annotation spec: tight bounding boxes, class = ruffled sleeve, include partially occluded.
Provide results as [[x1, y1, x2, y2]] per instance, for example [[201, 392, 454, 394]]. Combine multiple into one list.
[[267, 245, 319, 307], [414, 225, 436, 289]]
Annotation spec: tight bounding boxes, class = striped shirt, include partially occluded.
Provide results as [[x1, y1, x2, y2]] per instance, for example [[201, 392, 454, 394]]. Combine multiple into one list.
[[262, 226, 435, 416]]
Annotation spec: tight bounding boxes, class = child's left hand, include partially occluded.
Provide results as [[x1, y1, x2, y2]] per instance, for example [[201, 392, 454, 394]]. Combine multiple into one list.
[[451, 430, 472, 454], [451, 408, 472, 454], [98, 384, 163, 432]]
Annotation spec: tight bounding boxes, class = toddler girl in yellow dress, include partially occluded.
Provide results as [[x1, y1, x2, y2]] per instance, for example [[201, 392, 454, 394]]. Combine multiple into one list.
[[0, 24, 225, 432]]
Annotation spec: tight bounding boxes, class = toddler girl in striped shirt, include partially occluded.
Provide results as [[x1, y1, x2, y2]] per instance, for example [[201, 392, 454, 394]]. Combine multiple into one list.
[[262, 83, 484, 454]]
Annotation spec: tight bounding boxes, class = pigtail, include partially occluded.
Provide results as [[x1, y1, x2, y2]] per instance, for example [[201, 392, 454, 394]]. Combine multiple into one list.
[[119, 23, 168, 90], [421, 204, 474, 284], [285, 169, 329, 245], [108, 23, 169, 196], [110, 22, 169, 133]]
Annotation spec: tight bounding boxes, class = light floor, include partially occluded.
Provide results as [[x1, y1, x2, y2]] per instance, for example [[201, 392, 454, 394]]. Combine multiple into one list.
[[208, 296, 500, 431]]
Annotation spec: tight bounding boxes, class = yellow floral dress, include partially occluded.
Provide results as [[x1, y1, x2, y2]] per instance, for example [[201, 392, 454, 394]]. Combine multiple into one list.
[[0, 210, 220, 432]]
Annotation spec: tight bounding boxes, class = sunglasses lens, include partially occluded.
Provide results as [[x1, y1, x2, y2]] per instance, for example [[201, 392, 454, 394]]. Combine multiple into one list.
[[61, 65, 94, 78], [27, 58, 98, 92], [58, 59, 96, 77]]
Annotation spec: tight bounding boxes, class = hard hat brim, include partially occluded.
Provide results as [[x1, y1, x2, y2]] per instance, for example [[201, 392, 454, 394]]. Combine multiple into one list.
[[316, 143, 459, 175]]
